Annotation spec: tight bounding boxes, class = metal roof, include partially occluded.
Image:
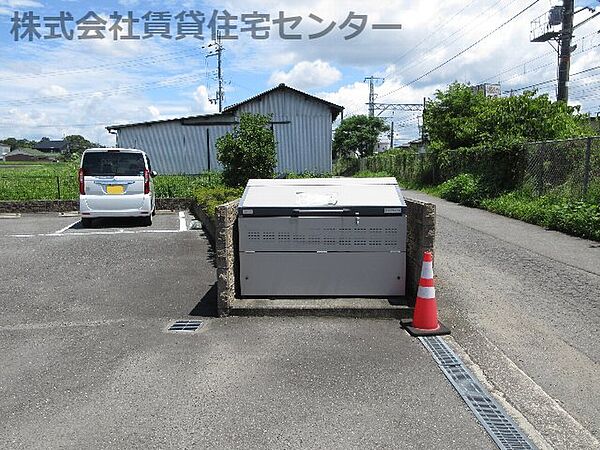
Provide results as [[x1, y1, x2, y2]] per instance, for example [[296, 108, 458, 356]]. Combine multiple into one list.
[[223, 84, 344, 120], [106, 112, 233, 131], [35, 140, 67, 150], [106, 84, 344, 131]]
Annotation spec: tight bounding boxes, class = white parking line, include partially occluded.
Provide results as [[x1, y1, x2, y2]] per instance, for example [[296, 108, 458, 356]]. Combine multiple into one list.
[[179, 211, 187, 232], [11, 229, 183, 238], [54, 220, 80, 235]]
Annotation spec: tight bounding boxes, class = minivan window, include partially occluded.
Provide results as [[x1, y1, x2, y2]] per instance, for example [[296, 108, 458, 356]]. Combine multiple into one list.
[[83, 152, 146, 176]]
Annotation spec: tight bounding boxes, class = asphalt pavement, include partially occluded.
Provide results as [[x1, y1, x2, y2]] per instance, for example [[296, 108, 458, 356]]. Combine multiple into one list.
[[404, 190, 600, 449], [0, 212, 495, 449]]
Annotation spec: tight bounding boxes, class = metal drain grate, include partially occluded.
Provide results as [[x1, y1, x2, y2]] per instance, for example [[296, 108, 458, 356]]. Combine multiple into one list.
[[420, 336, 536, 450], [168, 320, 203, 332]]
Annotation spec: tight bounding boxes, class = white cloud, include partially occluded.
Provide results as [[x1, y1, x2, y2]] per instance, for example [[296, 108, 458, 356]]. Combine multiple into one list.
[[148, 105, 161, 119], [269, 60, 342, 90], [39, 84, 68, 97], [193, 85, 219, 114], [0, 0, 44, 7]]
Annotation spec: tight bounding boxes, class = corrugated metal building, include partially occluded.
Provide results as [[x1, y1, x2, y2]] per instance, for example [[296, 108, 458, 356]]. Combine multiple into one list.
[[106, 84, 344, 175]]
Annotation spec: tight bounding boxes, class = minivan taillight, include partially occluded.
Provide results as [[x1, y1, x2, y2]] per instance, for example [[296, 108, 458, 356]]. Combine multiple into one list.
[[144, 169, 150, 195], [78, 168, 85, 195]]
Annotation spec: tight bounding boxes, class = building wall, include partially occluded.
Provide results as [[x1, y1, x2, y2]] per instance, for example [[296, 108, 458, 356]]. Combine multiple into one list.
[[117, 121, 235, 174], [115, 89, 335, 175], [5, 154, 37, 162], [235, 89, 333, 174]]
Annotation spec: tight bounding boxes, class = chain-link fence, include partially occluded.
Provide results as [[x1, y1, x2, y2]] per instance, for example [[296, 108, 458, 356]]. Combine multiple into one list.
[[344, 137, 600, 202], [523, 137, 600, 201]]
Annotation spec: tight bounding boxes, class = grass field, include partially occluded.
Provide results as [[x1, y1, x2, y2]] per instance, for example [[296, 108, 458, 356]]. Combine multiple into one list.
[[0, 161, 221, 201]]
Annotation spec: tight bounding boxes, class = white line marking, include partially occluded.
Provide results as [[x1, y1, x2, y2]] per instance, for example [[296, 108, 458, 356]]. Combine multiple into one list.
[[55, 220, 80, 234], [10, 230, 183, 238], [179, 211, 187, 232]]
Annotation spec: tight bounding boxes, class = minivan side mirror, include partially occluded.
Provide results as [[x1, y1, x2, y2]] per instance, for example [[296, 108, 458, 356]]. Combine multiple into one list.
[[151, 170, 158, 178]]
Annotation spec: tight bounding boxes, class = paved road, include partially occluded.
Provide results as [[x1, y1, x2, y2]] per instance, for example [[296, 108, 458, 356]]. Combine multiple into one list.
[[404, 191, 600, 449], [0, 213, 494, 449]]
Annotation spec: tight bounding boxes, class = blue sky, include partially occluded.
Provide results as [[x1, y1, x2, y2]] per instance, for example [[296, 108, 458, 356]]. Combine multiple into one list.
[[1, 0, 599, 146]]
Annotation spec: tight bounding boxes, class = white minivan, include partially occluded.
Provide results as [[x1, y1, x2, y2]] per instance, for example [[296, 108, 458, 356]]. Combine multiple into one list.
[[79, 148, 157, 227]]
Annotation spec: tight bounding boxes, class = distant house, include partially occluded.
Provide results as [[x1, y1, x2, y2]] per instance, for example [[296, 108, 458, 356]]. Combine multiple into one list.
[[376, 140, 391, 153], [107, 84, 344, 175], [35, 139, 69, 154], [0, 144, 9, 160], [5, 148, 58, 162]]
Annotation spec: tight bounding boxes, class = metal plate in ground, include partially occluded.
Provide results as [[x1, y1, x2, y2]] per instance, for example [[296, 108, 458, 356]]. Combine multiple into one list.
[[168, 320, 203, 332], [420, 336, 536, 450]]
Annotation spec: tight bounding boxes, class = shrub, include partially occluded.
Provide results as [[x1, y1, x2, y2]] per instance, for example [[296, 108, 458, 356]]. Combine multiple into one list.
[[194, 185, 244, 218], [481, 192, 555, 225], [332, 157, 360, 176], [481, 192, 600, 241], [216, 112, 277, 188], [354, 170, 392, 178], [438, 173, 486, 206], [547, 200, 600, 241], [284, 171, 332, 179], [154, 173, 222, 198]]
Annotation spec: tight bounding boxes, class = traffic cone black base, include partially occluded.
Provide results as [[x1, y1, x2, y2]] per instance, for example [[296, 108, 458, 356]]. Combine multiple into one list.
[[401, 318, 450, 337]]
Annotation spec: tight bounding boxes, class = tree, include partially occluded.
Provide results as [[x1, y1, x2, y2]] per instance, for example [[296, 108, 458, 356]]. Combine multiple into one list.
[[333, 115, 389, 159], [1, 137, 38, 151], [424, 82, 592, 150], [216, 113, 277, 187], [64, 135, 103, 154]]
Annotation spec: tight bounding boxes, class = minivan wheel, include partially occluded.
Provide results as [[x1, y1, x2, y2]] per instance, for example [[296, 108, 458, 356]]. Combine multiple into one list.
[[81, 218, 93, 228], [141, 215, 152, 227]]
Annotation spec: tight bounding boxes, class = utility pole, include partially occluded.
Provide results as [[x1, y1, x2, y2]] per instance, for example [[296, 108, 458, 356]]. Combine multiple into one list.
[[389, 121, 394, 149], [206, 31, 225, 112], [364, 76, 384, 117], [558, 0, 575, 102], [421, 97, 426, 144]]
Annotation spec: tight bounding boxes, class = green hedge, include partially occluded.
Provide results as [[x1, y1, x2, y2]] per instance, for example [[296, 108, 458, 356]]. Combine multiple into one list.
[[194, 185, 244, 218], [482, 192, 600, 241]]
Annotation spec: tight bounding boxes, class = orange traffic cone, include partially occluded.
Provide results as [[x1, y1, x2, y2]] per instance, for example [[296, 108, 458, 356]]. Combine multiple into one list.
[[402, 251, 450, 337]]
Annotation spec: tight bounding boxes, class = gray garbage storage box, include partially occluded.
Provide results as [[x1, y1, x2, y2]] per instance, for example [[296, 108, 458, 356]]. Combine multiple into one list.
[[238, 178, 407, 297]]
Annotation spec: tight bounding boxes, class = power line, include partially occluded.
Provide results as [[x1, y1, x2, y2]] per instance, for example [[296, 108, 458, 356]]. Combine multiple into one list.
[[376, 0, 543, 101], [0, 72, 206, 108], [389, 0, 521, 83], [506, 64, 600, 93], [342, 0, 520, 117], [388, 0, 478, 67], [0, 48, 201, 82], [479, 30, 600, 85]]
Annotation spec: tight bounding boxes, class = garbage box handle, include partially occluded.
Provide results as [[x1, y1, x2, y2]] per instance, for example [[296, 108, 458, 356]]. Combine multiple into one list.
[[292, 208, 351, 216]]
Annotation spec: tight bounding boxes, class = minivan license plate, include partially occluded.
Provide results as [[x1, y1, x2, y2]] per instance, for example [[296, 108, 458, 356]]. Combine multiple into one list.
[[107, 185, 124, 195]]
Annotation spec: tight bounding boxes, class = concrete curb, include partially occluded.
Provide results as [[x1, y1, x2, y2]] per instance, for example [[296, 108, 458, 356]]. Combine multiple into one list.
[[230, 298, 412, 319]]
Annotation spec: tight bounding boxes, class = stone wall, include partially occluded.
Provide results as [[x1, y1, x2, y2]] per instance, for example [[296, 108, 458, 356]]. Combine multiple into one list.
[[190, 202, 216, 247], [404, 197, 436, 304], [211, 197, 436, 316], [214, 200, 239, 317]]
